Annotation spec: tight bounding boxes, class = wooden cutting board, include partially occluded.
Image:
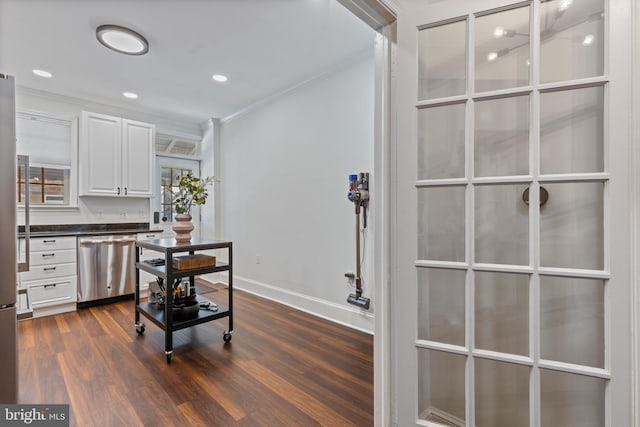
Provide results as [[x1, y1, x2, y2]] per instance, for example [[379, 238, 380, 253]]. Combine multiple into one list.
[[172, 254, 216, 270]]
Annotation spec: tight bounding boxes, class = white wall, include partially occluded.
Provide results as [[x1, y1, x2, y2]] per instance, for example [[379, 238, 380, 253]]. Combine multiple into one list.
[[218, 52, 376, 333], [15, 88, 202, 226]]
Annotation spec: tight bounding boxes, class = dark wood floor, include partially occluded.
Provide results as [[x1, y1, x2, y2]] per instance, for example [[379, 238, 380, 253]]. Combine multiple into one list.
[[18, 283, 374, 426]]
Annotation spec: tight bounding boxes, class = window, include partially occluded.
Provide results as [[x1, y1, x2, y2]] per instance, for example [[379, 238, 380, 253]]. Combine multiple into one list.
[[156, 134, 199, 156], [15, 112, 76, 206], [155, 131, 202, 223], [18, 166, 70, 204]]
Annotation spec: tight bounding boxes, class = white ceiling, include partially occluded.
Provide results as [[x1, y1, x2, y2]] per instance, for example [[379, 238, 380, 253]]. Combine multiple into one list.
[[0, 0, 375, 126]]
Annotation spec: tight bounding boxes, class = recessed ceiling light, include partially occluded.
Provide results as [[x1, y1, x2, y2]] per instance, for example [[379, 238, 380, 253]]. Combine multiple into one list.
[[123, 92, 138, 99], [96, 25, 149, 55], [212, 74, 228, 83], [582, 34, 595, 46], [32, 69, 52, 78], [487, 52, 498, 62]]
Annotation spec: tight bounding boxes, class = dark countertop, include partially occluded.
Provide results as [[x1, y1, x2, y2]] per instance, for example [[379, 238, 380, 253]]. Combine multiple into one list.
[[17, 223, 164, 238]]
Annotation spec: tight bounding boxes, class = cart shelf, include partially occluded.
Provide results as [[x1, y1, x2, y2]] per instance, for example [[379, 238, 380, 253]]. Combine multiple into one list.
[[136, 261, 230, 280], [136, 294, 230, 331]]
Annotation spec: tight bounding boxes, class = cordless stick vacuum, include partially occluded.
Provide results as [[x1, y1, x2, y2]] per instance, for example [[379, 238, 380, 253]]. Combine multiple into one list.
[[346, 173, 371, 310]]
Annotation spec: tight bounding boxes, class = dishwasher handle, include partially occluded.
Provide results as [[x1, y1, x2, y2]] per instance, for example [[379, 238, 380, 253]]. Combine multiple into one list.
[[79, 237, 137, 246]]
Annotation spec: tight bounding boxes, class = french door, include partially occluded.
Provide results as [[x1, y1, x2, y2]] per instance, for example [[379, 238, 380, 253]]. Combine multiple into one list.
[[393, 0, 633, 425], [155, 156, 201, 236]]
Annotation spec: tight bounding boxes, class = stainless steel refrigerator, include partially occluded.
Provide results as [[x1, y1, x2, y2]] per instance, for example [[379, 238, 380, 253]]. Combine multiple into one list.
[[0, 74, 21, 403]]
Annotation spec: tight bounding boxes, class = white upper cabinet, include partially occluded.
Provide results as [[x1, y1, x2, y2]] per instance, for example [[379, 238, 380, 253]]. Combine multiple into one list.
[[122, 119, 155, 196], [79, 111, 154, 197]]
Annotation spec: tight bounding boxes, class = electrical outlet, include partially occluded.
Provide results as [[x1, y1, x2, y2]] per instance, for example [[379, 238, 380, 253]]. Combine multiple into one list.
[[256, 254, 261, 264]]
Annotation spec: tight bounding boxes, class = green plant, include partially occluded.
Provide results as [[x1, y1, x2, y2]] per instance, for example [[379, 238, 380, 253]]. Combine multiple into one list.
[[173, 174, 214, 215]]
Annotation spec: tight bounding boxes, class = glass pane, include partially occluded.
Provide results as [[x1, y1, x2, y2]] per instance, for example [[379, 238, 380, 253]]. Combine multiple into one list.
[[18, 183, 26, 204], [418, 20, 467, 100], [418, 186, 465, 262], [161, 167, 171, 186], [475, 95, 529, 177], [540, 0, 604, 83], [28, 166, 41, 183], [161, 205, 172, 223], [475, 185, 529, 265], [161, 187, 172, 205], [43, 167, 64, 184], [540, 182, 604, 269], [540, 370, 605, 427], [29, 188, 42, 204], [418, 268, 465, 346], [43, 185, 64, 196], [418, 349, 466, 425], [418, 103, 465, 179], [475, 359, 529, 427], [540, 86, 604, 174], [475, 6, 530, 93], [475, 272, 529, 355], [540, 277, 604, 368]]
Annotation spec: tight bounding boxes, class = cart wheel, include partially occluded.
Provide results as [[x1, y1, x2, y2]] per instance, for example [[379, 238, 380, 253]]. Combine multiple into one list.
[[223, 332, 232, 343], [135, 323, 145, 335]]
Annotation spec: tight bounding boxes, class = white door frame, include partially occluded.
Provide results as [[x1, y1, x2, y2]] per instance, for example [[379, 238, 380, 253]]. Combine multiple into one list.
[[340, 0, 640, 426], [631, 0, 640, 423], [338, 1, 397, 425]]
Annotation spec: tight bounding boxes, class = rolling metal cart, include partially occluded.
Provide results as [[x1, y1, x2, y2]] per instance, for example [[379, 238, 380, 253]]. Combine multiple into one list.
[[134, 238, 233, 363]]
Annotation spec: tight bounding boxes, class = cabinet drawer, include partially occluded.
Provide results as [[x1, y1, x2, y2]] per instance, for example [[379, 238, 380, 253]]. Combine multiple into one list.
[[138, 232, 165, 258], [27, 277, 77, 308], [30, 236, 76, 251], [30, 249, 77, 266], [137, 231, 164, 241], [20, 262, 77, 283]]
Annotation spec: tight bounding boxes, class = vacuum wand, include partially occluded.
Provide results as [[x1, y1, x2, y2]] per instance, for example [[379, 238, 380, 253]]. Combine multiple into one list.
[[346, 173, 370, 310]]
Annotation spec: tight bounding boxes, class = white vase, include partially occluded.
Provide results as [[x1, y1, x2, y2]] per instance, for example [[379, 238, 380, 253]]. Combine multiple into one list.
[[172, 213, 194, 242]]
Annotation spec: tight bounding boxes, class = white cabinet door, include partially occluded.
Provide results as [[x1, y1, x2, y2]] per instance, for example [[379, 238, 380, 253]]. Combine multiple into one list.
[[80, 111, 121, 196], [80, 112, 154, 197], [123, 119, 154, 196]]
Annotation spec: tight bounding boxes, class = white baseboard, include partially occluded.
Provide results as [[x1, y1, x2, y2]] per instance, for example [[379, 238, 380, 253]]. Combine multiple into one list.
[[202, 272, 374, 334]]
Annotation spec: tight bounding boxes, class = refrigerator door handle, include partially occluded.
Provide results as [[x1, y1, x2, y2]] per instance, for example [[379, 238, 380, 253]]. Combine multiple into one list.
[[17, 154, 29, 273]]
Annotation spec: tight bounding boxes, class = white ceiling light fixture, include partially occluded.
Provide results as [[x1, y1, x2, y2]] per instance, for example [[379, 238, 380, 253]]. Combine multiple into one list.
[[212, 74, 228, 83], [32, 69, 52, 78], [123, 92, 138, 99], [96, 25, 149, 56]]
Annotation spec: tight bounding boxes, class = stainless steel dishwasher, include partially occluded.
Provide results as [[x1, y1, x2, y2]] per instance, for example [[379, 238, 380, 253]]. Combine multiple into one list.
[[77, 234, 136, 305]]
